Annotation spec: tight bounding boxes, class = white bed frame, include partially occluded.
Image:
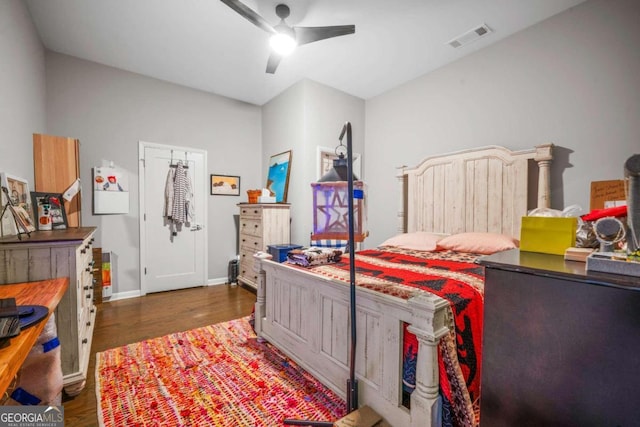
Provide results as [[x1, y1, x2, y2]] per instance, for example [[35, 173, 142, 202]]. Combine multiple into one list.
[[254, 144, 553, 426]]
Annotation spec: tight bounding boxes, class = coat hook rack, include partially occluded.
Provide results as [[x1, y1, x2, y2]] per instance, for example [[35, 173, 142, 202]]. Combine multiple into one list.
[[169, 150, 189, 169]]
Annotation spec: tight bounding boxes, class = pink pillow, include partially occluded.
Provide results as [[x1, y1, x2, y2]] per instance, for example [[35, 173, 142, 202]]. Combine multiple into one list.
[[379, 232, 446, 252], [436, 232, 519, 255]]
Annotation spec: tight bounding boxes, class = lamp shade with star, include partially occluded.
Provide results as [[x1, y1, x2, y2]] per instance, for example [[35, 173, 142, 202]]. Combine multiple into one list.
[[311, 155, 367, 243]]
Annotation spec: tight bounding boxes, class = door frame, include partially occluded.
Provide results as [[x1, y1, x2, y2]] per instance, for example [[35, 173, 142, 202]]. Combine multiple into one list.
[[138, 140, 208, 296]]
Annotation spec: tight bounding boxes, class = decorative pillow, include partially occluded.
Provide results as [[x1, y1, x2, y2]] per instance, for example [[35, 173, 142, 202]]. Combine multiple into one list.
[[436, 232, 519, 255], [379, 232, 446, 252]]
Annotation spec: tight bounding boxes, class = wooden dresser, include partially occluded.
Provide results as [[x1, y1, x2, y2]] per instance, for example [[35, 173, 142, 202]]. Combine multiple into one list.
[[237, 204, 290, 289], [478, 249, 640, 427], [0, 227, 97, 395]]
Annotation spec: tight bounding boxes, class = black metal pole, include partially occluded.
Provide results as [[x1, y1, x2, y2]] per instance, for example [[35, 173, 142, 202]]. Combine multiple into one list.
[[344, 121, 358, 413], [284, 122, 358, 426]]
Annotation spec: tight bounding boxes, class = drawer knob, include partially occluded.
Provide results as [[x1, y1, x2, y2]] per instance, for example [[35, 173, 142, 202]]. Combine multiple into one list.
[[86, 267, 91, 272], [84, 286, 90, 290], [81, 249, 86, 254], [253, 210, 258, 214], [254, 224, 258, 228], [86, 321, 91, 326], [86, 294, 91, 299], [82, 338, 88, 344]]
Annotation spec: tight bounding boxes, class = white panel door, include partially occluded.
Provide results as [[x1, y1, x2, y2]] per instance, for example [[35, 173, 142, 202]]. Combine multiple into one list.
[[140, 142, 207, 293]]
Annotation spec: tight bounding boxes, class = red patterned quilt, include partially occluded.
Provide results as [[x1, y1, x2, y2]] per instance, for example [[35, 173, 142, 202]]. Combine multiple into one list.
[[306, 247, 484, 427]]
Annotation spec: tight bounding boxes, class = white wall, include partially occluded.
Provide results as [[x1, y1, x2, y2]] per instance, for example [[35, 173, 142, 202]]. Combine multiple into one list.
[[0, 0, 46, 184], [365, 0, 640, 246], [262, 79, 365, 245], [4, 0, 638, 291], [45, 52, 262, 294]]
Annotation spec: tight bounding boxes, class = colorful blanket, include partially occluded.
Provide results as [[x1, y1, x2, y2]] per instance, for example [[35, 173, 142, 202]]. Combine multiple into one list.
[[286, 247, 343, 267], [309, 247, 484, 427]]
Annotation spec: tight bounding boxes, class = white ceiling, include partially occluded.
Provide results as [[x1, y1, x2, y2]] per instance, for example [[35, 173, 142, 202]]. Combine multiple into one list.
[[26, 0, 586, 106]]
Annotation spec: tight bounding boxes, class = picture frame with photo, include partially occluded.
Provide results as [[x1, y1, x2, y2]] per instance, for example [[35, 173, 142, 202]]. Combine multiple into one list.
[[0, 174, 14, 236], [30, 192, 68, 230], [11, 204, 36, 233], [1, 172, 34, 236]]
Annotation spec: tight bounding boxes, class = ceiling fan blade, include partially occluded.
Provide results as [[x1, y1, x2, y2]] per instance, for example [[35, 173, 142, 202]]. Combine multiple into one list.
[[220, 0, 276, 34], [294, 25, 355, 46], [266, 52, 283, 74]]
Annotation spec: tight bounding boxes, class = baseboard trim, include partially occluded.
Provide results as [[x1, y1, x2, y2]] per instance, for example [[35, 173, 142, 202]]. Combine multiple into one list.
[[104, 290, 142, 302], [104, 279, 227, 302]]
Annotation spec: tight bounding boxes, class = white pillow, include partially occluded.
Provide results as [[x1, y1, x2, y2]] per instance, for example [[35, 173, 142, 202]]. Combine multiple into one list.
[[436, 232, 519, 255], [379, 232, 447, 252]]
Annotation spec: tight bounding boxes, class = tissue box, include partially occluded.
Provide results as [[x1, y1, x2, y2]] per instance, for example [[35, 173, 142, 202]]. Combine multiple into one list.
[[520, 216, 577, 256], [258, 195, 276, 203]]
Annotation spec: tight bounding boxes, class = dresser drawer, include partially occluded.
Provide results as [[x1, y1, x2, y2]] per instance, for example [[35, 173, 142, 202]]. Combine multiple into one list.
[[240, 218, 262, 237], [239, 254, 258, 284], [240, 206, 262, 218], [240, 234, 263, 252]]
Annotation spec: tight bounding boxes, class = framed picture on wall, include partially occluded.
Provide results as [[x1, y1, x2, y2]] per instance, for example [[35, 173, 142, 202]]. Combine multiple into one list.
[[210, 174, 241, 196], [30, 192, 68, 230], [266, 150, 292, 203], [317, 146, 362, 181]]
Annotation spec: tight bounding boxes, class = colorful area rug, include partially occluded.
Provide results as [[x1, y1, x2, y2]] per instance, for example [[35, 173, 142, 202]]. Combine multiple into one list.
[[96, 317, 346, 426]]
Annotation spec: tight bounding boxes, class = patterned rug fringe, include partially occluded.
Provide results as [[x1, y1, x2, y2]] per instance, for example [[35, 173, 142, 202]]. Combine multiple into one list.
[[96, 317, 346, 426]]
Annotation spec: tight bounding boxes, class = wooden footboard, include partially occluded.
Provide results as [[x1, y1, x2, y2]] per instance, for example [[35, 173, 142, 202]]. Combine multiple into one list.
[[254, 253, 452, 427]]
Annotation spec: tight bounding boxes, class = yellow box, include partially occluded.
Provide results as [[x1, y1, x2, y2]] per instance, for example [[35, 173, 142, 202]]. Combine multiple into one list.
[[520, 216, 577, 256]]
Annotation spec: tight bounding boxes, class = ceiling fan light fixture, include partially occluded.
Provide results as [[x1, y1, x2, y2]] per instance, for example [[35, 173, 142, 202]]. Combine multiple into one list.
[[221, 0, 355, 73], [270, 28, 297, 55]]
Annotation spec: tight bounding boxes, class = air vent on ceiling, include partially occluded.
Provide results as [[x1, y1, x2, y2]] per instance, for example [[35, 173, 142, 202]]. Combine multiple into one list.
[[448, 24, 492, 48]]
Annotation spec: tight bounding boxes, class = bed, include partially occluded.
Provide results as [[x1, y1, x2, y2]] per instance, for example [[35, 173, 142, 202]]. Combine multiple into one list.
[[253, 144, 553, 426]]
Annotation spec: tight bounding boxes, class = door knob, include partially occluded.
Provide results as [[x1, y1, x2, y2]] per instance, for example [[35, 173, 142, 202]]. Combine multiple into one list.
[[190, 224, 203, 231]]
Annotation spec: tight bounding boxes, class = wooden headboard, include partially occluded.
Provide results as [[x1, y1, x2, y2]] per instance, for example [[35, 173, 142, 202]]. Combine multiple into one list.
[[397, 144, 553, 239]]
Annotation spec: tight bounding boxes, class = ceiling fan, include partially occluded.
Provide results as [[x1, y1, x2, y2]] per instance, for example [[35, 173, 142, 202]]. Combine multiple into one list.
[[220, 0, 355, 74]]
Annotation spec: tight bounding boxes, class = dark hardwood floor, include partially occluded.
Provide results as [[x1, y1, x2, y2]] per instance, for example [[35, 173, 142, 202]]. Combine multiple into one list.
[[63, 284, 256, 426]]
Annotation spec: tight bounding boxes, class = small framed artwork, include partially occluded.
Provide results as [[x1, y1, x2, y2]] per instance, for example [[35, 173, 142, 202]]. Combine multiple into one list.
[[0, 172, 16, 236], [11, 205, 36, 233], [266, 150, 292, 203], [210, 174, 241, 196], [1, 173, 34, 235], [30, 192, 68, 230]]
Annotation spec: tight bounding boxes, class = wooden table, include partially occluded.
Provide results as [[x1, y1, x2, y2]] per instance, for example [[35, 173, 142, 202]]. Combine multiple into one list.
[[0, 278, 69, 396]]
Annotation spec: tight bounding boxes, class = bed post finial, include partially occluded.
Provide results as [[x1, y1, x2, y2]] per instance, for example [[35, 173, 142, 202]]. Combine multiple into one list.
[[535, 144, 553, 209], [397, 165, 407, 234]]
